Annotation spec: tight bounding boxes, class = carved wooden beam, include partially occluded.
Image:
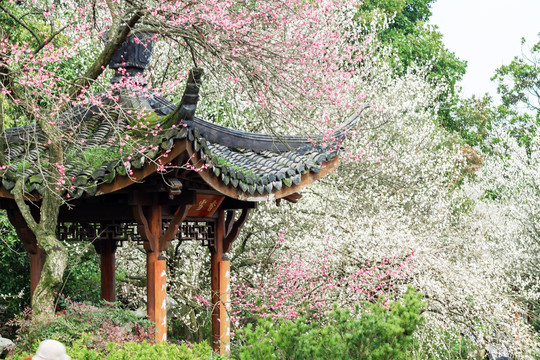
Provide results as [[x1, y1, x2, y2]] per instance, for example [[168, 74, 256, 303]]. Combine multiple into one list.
[[223, 209, 250, 253], [132, 202, 157, 252], [159, 204, 190, 252], [224, 210, 236, 238], [132, 192, 193, 253]]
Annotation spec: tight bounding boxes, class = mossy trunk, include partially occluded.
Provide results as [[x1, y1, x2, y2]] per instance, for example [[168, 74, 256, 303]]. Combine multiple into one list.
[[32, 231, 68, 316], [12, 178, 65, 317]]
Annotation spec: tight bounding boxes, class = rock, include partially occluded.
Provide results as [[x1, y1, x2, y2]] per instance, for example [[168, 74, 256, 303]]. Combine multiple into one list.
[[167, 294, 178, 319], [132, 307, 146, 318], [0, 337, 14, 357], [486, 343, 512, 360]]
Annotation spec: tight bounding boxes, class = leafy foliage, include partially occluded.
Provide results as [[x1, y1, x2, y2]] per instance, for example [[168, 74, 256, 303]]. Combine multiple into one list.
[[59, 242, 102, 305], [7, 341, 218, 360], [234, 287, 425, 359], [9, 301, 154, 354], [0, 212, 30, 338], [493, 37, 540, 115], [489, 36, 540, 147], [451, 94, 494, 147], [359, 0, 467, 126]]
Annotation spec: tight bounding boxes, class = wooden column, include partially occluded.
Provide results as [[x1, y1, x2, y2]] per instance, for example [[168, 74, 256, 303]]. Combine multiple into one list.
[[94, 234, 117, 303], [146, 203, 162, 330], [219, 259, 231, 353], [142, 203, 168, 341], [6, 208, 44, 303], [29, 249, 45, 301], [210, 210, 226, 352], [154, 258, 167, 342], [132, 194, 190, 342], [211, 208, 250, 355]]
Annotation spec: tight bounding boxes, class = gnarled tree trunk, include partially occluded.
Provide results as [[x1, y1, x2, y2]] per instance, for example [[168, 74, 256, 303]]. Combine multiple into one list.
[[31, 232, 68, 316], [12, 178, 66, 317]]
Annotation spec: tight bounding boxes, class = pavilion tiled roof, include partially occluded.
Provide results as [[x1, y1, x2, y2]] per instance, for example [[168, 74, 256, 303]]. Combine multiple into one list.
[[0, 81, 353, 201]]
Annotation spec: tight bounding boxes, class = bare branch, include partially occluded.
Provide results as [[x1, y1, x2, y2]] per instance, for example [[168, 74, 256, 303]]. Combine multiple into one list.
[[12, 178, 39, 232], [0, 65, 36, 117], [33, 25, 69, 55], [106, 0, 122, 40], [0, 3, 42, 48], [68, 10, 144, 101]]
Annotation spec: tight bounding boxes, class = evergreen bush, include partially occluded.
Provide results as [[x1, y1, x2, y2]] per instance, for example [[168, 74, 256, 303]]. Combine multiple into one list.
[[7, 340, 218, 360], [234, 287, 425, 359]]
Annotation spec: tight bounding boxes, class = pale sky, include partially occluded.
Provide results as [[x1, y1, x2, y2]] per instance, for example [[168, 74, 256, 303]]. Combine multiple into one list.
[[430, 0, 540, 101]]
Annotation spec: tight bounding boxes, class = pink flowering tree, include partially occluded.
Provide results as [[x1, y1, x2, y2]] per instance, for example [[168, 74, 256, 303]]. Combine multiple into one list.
[[0, 0, 370, 317], [231, 232, 414, 323]]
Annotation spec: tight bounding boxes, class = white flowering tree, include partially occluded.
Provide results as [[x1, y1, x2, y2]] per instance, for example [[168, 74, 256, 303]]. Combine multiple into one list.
[[465, 127, 540, 328], [213, 50, 537, 357]]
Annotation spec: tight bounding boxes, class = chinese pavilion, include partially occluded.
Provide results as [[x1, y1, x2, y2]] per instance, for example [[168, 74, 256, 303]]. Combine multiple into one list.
[[0, 36, 360, 354]]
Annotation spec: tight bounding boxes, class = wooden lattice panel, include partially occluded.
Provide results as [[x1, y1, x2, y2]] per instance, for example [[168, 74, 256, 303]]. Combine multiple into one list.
[[57, 220, 215, 248]]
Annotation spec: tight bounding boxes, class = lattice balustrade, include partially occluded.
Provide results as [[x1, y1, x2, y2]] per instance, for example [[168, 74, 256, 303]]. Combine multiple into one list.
[[57, 220, 215, 248]]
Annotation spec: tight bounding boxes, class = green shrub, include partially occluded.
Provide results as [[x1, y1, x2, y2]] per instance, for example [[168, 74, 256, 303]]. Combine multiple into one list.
[[234, 287, 425, 360], [60, 242, 102, 305], [7, 340, 220, 360], [9, 301, 154, 354], [0, 213, 31, 339]]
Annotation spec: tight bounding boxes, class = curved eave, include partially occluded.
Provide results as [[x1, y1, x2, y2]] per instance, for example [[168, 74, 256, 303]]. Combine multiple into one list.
[[186, 141, 339, 201], [0, 134, 340, 202]]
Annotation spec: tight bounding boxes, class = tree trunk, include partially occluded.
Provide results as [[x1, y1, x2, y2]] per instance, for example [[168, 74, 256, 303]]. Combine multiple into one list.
[[32, 231, 68, 316], [12, 178, 65, 317]]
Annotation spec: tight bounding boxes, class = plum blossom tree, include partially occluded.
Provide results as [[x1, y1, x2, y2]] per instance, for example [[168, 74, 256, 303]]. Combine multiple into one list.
[[0, 0, 370, 317], [141, 46, 452, 341], [465, 127, 540, 323]]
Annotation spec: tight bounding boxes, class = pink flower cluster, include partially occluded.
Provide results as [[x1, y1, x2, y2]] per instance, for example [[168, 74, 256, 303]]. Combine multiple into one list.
[[232, 236, 415, 321]]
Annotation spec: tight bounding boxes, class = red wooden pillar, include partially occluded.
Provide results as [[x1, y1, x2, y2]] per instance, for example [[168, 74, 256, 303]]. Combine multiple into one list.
[[6, 208, 44, 304], [144, 203, 168, 341], [219, 259, 231, 353], [133, 195, 190, 342], [154, 259, 167, 342], [211, 210, 230, 355], [210, 208, 250, 355], [146, 252, 168, 342], [210, 211, 222, 352], [97, 236, 117, 302]]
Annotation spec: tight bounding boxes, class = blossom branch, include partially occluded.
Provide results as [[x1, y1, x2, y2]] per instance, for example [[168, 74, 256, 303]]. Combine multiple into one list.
[[68, 10, 143, 101], [0, 3, 42, 47]]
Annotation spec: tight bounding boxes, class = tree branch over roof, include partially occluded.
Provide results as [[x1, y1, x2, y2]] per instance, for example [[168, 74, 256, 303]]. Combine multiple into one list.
[[68, 10, 144, 101]]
